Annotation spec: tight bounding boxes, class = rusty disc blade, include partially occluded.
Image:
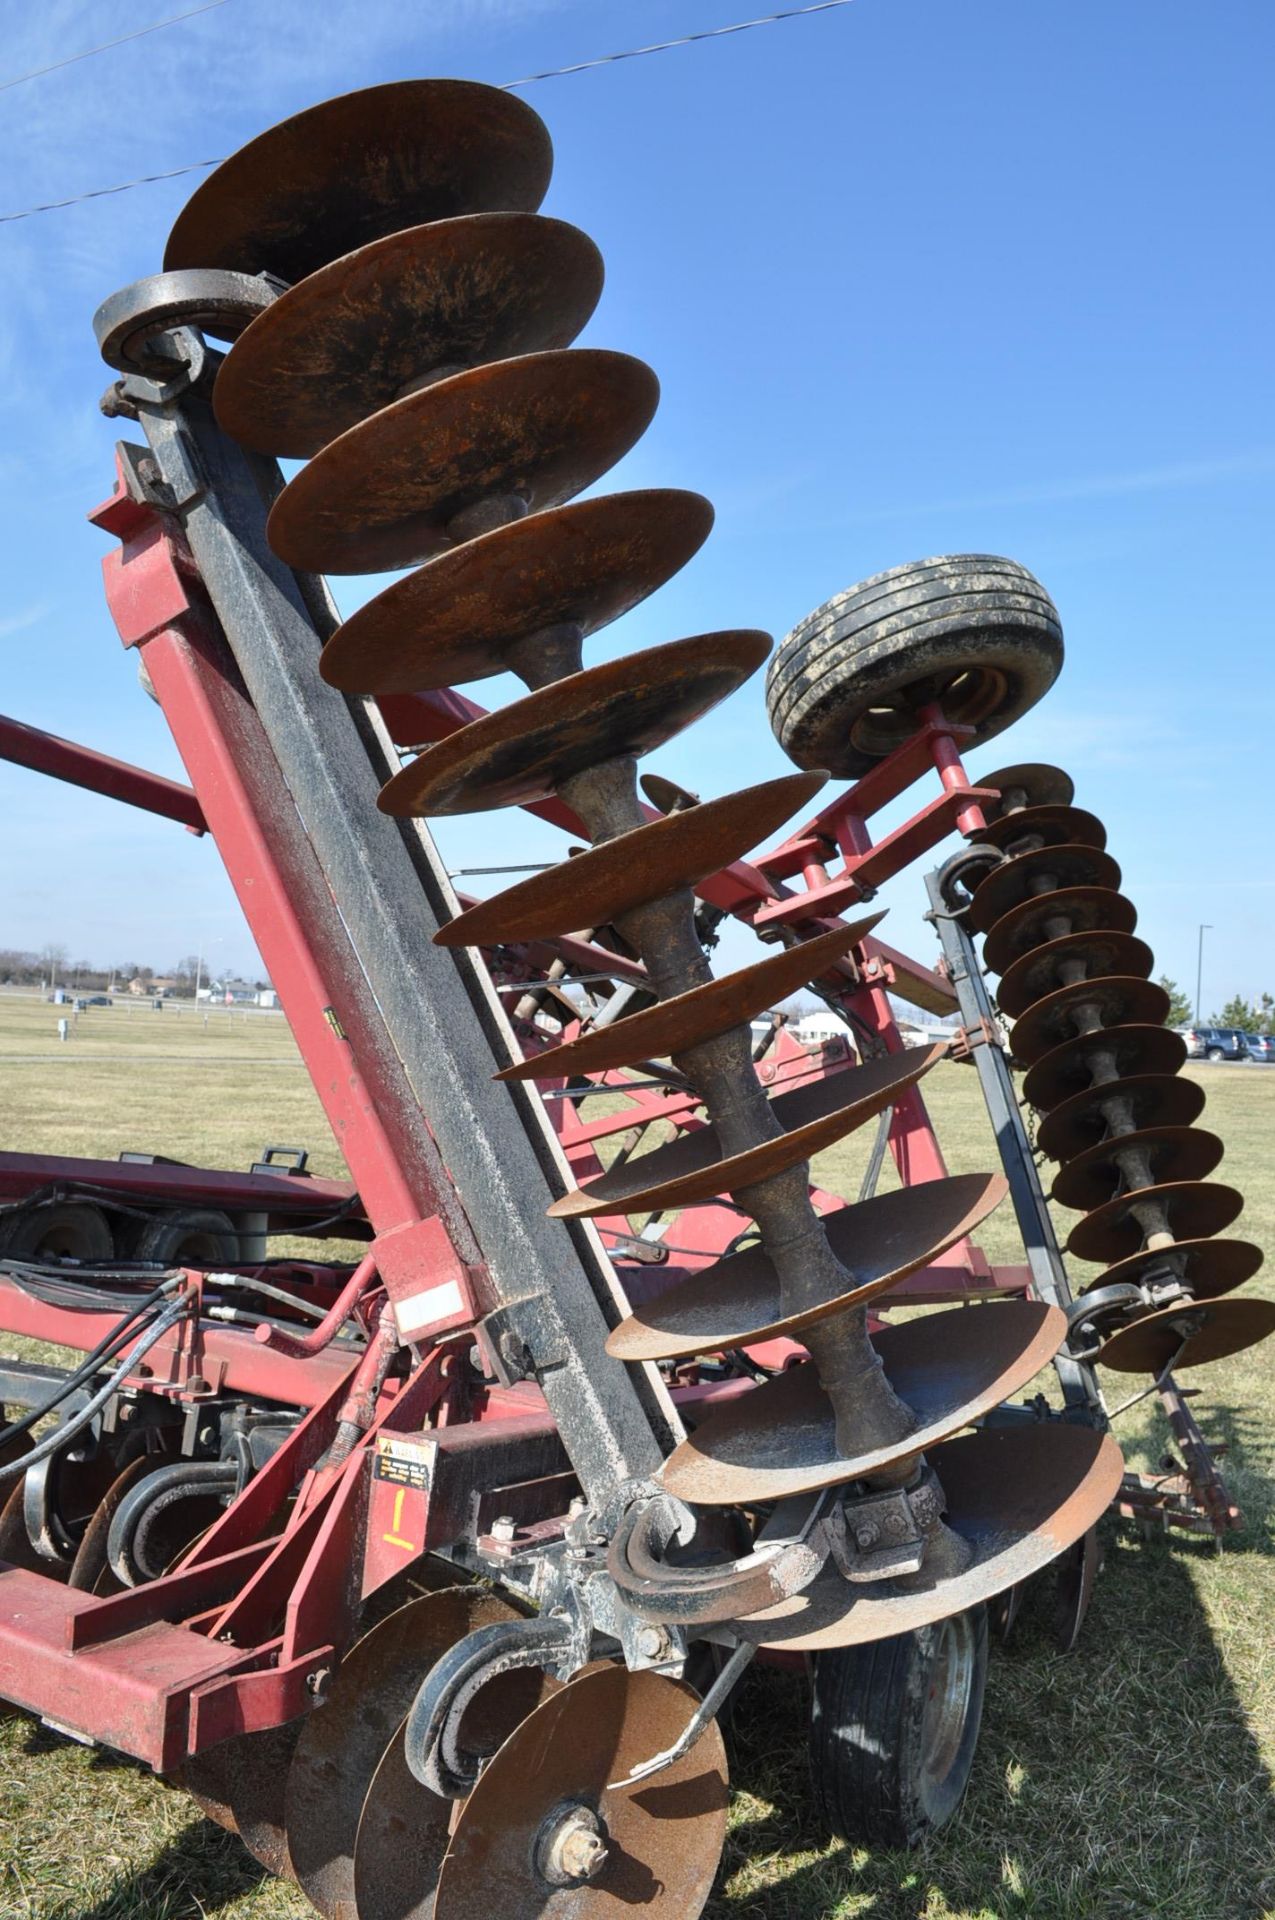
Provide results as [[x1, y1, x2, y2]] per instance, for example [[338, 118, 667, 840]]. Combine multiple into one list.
[[1067, 1178, 1244, 1266], [268, 349, 659, 575], [1021, 1024, 1187, 1112], [214, 214, 605, 458], [976, 763, 1075, 819], [549, 1043, 945, 1221], [436, 769, 824, 949], [729, 1424, 1124, 1651], [287, 1589, 527, 1920], [0, 1473, 49, 1574], [1096, 1297, 1275, 1374], [1054, 1525, 1101, 1654], [499, 917, 882, 1082], [165, 81, 552, 282], [320, 490, 714, 693], [227, 1722, 304, 1877], [641, 772, 700, 813], [657, 1301, 1065, 1507], [968, 846, 1123, 935], [1036, 1072, 1206, 1163], [179, 1742, 239, 1835], [67, 1453, 158, 1595], [1051, 1126, 1224, 1213], [606, 1171, 1008, 1361], [975, 804, 1108, 855], [1081, 1236, 1264, 1303], [996, 930, 1155, 1020], [982, 885, 1138, 976], [433, 1666, 728, 1920], [379, 631, 771, 817], [1009, 977, 1170, 1067]]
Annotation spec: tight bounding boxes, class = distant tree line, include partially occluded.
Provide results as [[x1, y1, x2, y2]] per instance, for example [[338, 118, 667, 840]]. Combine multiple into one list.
[[0, 945, 266, 995], [1159, 976, 1275, 1034]]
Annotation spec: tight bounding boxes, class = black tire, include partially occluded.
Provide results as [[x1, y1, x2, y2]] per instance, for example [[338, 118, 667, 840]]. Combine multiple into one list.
[[0, 1201, 114, 1263], [809, 1607, 989, 1848], [128, 1208, 240, 1266], [1205, 1048, 1225, 1062], [768, 556, 1063, 777]]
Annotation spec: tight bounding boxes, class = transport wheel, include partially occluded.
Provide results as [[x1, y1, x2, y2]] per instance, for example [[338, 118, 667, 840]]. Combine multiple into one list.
[[808, 1607, 989, 1848], [0, 1201, 114, 1263], [768, 556, 1063, 777], [128, 1207, 240, 1265]]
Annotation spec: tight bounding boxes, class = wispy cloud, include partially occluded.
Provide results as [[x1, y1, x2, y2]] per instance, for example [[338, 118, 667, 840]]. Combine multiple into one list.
[[0, 602, 49, 640], [840, 448, 1275, 524]]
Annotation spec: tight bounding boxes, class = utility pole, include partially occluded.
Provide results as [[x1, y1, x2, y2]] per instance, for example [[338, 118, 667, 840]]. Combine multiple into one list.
[[1195, 924, 1212, 1025]]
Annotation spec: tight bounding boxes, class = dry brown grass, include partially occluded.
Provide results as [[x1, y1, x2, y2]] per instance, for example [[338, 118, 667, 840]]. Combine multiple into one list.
[[1, 994, 1272, 1920]]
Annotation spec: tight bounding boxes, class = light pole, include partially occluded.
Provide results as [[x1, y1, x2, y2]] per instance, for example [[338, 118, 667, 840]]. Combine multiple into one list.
[[1195, 924, 1212, 1025]]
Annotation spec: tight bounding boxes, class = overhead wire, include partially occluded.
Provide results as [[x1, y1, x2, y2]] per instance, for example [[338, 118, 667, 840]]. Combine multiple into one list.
[[0, 0, 234, 96], [0, 0, 857, 225]]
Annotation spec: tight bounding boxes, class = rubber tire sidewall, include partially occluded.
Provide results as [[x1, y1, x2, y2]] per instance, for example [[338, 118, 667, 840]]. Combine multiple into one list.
[[809, 1606, 989, 1849]]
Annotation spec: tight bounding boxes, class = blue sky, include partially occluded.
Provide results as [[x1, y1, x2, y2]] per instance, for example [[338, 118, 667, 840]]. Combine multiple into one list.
[[0, 0, 1271, 1017]]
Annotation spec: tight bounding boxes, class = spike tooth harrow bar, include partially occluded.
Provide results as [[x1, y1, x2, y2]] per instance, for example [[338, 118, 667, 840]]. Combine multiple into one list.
[[0, 73, 1265, 1915]]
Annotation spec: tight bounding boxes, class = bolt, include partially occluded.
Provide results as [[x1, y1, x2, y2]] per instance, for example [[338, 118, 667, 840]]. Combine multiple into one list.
[[198, 1425, 216, 1448], [491, 1514, 518, 1542], [854, 1522, 880, 1551], [537, 1805, 610, 1887], [557, 1824, 609, 1883], [306, 1667, 331, 1699], [635, 1626, 665, 1660], [117, 1403, 135, 1424]]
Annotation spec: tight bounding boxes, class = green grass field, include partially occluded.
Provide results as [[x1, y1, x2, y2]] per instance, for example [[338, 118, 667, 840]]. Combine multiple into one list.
[[1, 993, 1272, 1920]]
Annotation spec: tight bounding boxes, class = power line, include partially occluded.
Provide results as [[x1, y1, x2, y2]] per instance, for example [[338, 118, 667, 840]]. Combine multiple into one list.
[[0, 0, 234, 97], [0, 0, 856, 227]]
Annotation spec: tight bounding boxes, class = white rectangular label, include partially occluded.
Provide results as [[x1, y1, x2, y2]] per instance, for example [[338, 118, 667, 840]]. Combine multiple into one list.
[[393, 1277, 465, 1339]]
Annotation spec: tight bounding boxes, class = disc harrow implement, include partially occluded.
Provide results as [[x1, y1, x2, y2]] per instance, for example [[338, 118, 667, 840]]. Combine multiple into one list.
[[967, 763, 1271, 1375]]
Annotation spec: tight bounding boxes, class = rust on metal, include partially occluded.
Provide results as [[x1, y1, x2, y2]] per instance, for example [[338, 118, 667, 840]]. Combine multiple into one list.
[[165, 80, 553, 282], [548, 1043, 945, 1220], [640, 771, 700, 813], [215, 214, 605, 456], [728, 1425, 1124, 1650], [319, 491, 714, 693], [1097, 1297, 1275, 1374], [975, 803, 1108, 854], [434, 770, 825, 949], [1036, 1071, 1206, 1163], [1081, 1235, 1263, 1303], [975, 762, 1075, 820], [968, 845, 1123, 934], [1009, 977, 1171, 1067], [1051, 1125, 1223, 1213], [433, 1666, 728, 1920], [656, 1301, 1066, 1506], [605, 1171, 1008, 1360], [226, 1721, 304, 1878], [268, 349, 660, 575], [982, 884, 1138, 976], [1022, 1024, 1187, 1111], [497, 917, 884, 1082], [378, 632, 771, 817], [1066, 1178, 1244, 1265], [996, 929, 1155, 1019], [287, 1588, 527, 1920]]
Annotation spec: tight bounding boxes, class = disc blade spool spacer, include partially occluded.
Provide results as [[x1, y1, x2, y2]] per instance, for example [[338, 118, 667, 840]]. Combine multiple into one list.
[[1036, 1071, 1206, 1163], [974, 762, 1075, 820], [498, 916, 884, 1082], [288, 1588, 533, 1920], [656, 1301, 1066, 1506], [1009, 977, 1171, 1067], [378, 631, 771, 817], [267, 349, 660, 574], [434, 769, 824, 949], [164, 80, 554, 282], [975, 804, 1108, 855], [996, 929, 1155, 1020], [1080, 1236, 1264, 1304], [606, 1171, 1008, 1361], [1096, 1296, 1275, 1374], [214, 213, 605, 457], [1051, 1126, 1224, 1213], [433, 1666, 729, 1920], [1022, 1024, 1187, 1112], [1066, 1178, 1244, 1265], [967, 844, 1123, 934], [319, 490, 715, 693], [548, 1043, 946, 1220], [728, 1424, 1124, 1651], [982, 885, 1138, 976]]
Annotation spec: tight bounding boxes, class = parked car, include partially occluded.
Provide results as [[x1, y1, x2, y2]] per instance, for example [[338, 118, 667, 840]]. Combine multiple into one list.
[[1246, 1033, 1275, 1062], [1181, 1026, 1252, 1061], [85, 995, 111, 1007]]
